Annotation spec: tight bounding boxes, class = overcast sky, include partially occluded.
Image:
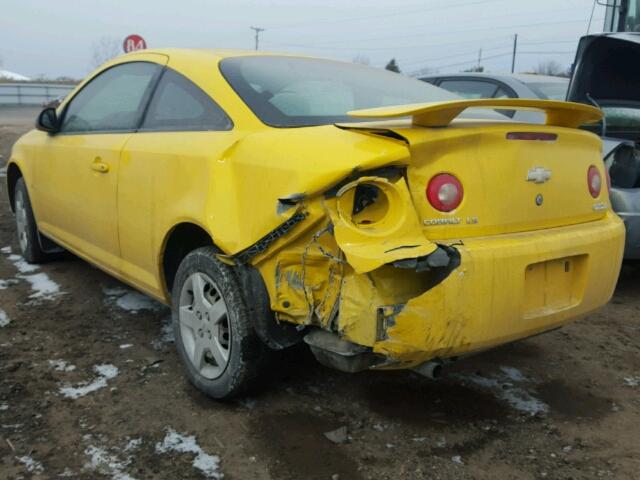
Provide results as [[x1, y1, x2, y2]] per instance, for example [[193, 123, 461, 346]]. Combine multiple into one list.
[[0, 0, 608, 79]]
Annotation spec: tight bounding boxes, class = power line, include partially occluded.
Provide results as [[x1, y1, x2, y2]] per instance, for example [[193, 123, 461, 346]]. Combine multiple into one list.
[[294, 17, 604, 48], [264, 35, 511, 52], [407, 47, 576, 74], [400, 45, 511, 67], [265, 0, 504, 31]]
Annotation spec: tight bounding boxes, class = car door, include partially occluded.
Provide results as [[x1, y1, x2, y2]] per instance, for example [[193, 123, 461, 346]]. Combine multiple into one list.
[[117, 67, 236, 296], [35, 58, 166, 273]]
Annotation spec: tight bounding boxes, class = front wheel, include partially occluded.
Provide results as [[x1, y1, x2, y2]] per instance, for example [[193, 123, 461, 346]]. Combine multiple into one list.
[[171, 247, 269, 399], [14, 177, 48, 263]]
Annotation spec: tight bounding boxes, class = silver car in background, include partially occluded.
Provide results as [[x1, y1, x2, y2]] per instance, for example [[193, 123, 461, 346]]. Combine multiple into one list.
[[421, 73, 569, 123], [568, 33, 640, 260]]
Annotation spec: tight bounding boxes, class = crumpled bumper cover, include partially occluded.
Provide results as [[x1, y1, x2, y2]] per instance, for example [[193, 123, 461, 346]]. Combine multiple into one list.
[[370, 212, 625, 368]]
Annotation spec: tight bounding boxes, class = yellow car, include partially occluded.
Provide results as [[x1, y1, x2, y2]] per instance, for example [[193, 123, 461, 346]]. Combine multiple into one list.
[[7, 49, 625, 399]]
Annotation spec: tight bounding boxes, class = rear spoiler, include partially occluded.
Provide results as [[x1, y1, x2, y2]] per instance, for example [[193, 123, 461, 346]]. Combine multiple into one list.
[[347, 98, 603, 128]]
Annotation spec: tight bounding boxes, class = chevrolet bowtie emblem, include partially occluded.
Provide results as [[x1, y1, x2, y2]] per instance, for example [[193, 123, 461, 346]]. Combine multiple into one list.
[[526, 167, 552, 184]]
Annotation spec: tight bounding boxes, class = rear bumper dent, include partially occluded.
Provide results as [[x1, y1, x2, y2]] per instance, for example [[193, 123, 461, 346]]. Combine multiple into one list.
[[371, 213, 625, 367]]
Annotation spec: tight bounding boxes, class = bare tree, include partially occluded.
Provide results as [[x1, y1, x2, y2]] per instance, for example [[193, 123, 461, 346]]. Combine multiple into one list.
[[352, 53, 370, 66], [410, 66, 438, 77], [385, 58, 401, 73], [532, 59, 567, 77], [90, 37, 121, 69]]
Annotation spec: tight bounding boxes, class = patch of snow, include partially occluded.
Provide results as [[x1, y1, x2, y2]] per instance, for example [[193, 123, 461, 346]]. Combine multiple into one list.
[[500, 366, 530, 383], [83, 434, 142, 480], [15, 455, 44, 474], [156, 428, 223, 480], [0, 69, 31, 81], [452, 455, 464, 465], [458, 367, 548, 416], [84, 445, 136, 480], [0, 278, 19, 289], [124, 438, 143, 452], [0, 309, 10, 327], [623, 376, 640, 387], [104, 286, 161, 313], [48, 359, 76, 372], [59, 364, 118, 399], [119, 343, 133, 349], [2, 250, 63, 301], [0, 403, 8, 411], [22, 272, 62, 300], [151, 316, 174, 350], [0, 246, 11, 254], [7, 254, 39, 273]]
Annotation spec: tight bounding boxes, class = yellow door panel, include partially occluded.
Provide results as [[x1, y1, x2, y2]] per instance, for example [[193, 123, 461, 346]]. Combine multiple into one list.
[[36, 133, 128, 268], [118, 131, 240, 297]]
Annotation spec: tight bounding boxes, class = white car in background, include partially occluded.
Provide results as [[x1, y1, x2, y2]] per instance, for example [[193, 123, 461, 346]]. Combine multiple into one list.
[[421, 73, 569, 123]]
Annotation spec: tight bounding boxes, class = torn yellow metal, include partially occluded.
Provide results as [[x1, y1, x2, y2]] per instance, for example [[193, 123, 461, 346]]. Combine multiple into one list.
[[326, 176, 437, 274]]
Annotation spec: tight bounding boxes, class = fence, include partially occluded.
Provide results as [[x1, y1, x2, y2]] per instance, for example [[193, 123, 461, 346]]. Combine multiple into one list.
[[0, 83, 76, 106]]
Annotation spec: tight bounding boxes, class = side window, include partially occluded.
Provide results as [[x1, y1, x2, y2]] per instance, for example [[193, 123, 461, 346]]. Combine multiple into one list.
[[493, 87, 517, 118], [140, 69, 232, 131], [438, 80, 499, 99], [60, 62, 160, 133], [494, 87, 516, 99]]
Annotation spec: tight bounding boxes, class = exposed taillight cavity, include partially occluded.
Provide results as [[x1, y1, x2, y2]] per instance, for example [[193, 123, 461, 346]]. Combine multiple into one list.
[[587, 165, 602, 198], [427, 173, 463, 212], [506, 132, 558, 141]]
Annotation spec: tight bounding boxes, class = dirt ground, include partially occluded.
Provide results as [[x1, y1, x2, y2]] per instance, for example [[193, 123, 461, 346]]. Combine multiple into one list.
[[1, 108, 639, 480]]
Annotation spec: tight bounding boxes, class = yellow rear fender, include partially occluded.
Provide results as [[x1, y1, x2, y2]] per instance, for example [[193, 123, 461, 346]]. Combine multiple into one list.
[[224, 162, 460, 335]]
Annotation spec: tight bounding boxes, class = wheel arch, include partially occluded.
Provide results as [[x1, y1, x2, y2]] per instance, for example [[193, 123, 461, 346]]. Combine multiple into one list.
[[6, 162, 23, 212], [160, 221, 218, 298]]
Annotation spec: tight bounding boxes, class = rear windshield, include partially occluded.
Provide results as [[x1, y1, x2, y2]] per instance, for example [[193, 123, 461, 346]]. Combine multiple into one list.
[[219, 56, 459, 127], [522, 80, 569, 101]]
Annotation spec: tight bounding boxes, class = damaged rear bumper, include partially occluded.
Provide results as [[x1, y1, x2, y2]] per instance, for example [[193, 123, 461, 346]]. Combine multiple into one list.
[[363, 212, 624, 368]]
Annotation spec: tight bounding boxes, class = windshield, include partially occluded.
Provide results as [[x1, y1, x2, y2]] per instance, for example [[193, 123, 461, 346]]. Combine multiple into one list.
[[219, 56, 459, 127], [522, 80, 569, 100], [606, 0, 640, 32]]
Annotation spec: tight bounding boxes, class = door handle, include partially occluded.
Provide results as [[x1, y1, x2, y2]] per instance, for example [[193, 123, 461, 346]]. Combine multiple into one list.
[[91, 158, 109, 173]]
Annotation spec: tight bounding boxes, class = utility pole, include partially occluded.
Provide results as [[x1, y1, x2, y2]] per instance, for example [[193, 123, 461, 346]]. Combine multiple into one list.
[[250, 26, 265, 51], [511, 33, 518, 73], [477, 48, 483, 70]]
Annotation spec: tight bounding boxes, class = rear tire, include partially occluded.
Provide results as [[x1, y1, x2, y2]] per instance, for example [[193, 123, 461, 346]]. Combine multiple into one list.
[[14, 178, 48, 264], [171, 247, 269, 399]]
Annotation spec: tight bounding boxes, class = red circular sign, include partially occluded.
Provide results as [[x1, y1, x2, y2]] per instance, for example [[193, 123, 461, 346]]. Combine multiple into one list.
[[123, 34, 147, 53]]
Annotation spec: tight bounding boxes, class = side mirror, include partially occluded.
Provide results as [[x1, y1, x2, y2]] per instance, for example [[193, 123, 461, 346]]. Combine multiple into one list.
[[36, 107, 59, 133]]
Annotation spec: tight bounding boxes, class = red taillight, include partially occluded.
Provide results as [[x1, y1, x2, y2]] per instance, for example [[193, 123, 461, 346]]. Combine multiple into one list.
[[426, 173, 463, 212], [506, 132, 558, 141], [587, 165, 602, 198]]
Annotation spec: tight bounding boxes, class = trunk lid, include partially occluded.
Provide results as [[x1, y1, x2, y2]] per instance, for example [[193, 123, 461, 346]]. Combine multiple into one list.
[[399, 122, 607, 239], [341, 99, 608, 239]]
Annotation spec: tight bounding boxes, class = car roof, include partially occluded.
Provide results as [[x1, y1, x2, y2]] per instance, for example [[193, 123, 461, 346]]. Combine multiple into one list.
[[121, 48, 307, 62], [420, 72, 568, 85]]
